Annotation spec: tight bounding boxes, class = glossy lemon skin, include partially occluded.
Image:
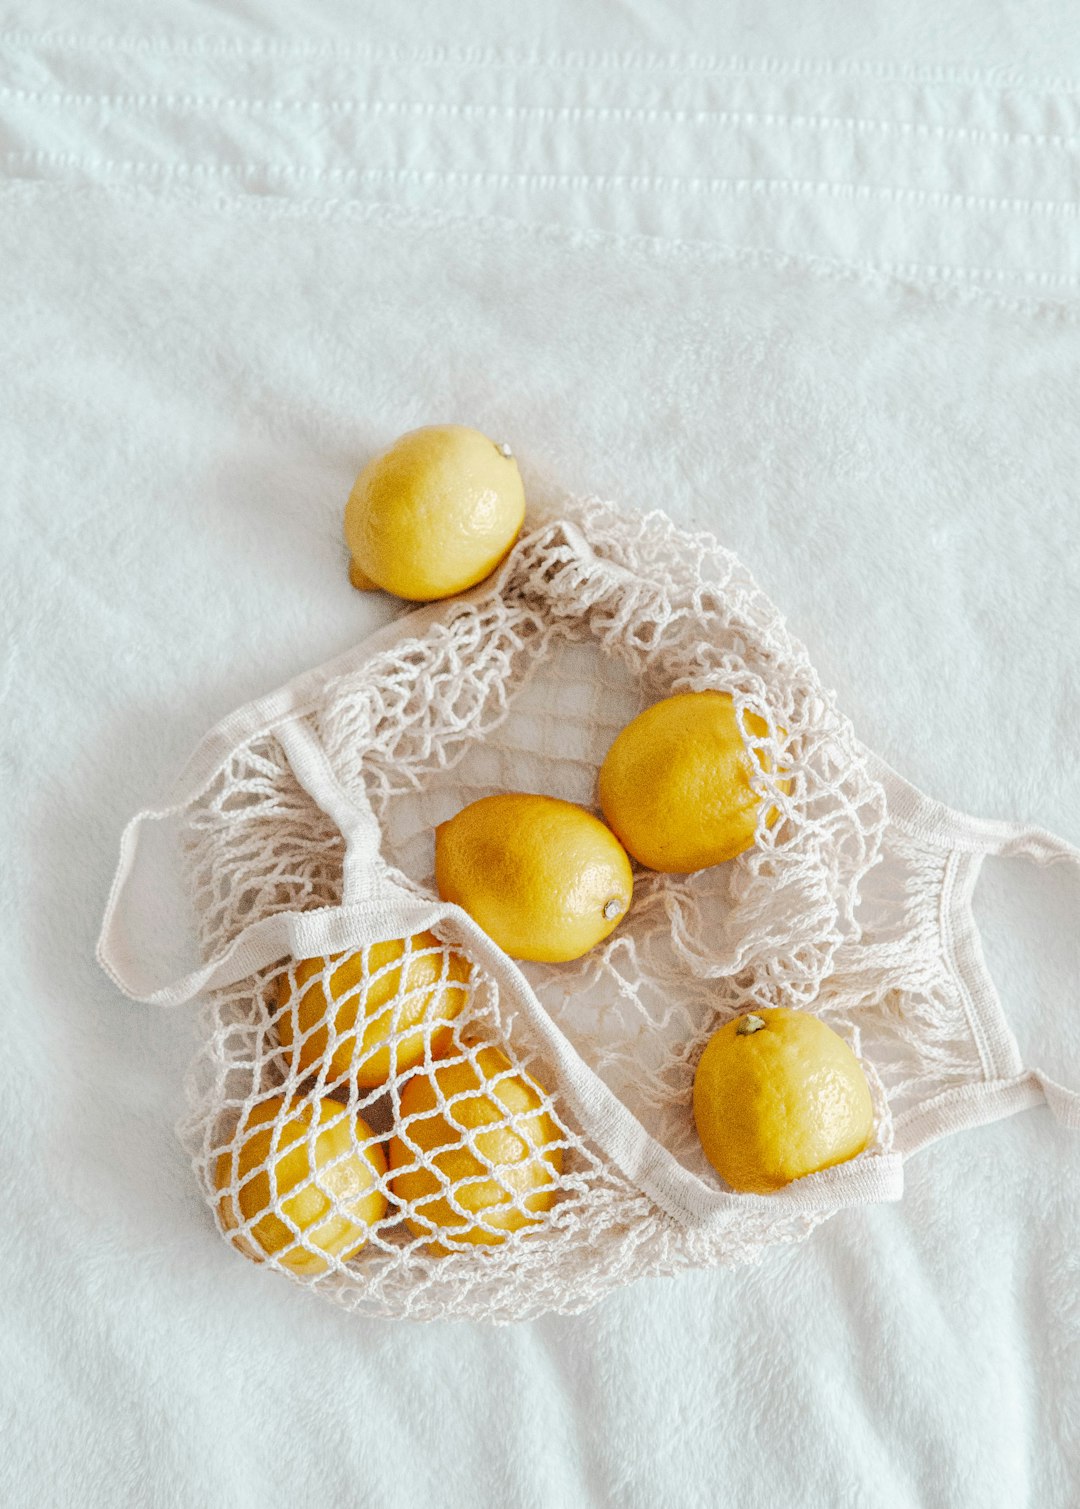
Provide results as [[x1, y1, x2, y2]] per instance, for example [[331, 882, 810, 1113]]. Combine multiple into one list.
[[214, 1096, 387, 1274], [692, 1007, 874, 1193], [434, 793, 633, 963], [275, 932, 472, 1091], [344, 424, 525, 601], [388, 1046, 562, 1251], [598, 690, 787, 873]]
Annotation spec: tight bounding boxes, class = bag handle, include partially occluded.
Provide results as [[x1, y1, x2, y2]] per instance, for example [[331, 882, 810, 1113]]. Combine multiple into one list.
[[976, 819, 1080, 1130], [872, 742, 1080, 1145], [96, 713, 400, 1006], [893, 814, 1080, 1156]]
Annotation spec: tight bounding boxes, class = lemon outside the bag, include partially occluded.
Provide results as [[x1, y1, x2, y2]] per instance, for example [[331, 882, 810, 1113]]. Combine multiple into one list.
[[344, 424, 525, 601], [214, 1095, 387, 1274], [692, 1007, 874, 1193], [388, 1046, 563, 1252]]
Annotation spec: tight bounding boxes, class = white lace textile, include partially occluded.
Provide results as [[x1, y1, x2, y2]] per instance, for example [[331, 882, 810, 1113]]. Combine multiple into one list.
[[97, 499, 1080, 1322]]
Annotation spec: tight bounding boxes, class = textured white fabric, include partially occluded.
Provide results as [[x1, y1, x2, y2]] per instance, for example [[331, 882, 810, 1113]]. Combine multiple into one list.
[[3, 13, 1080, 1507]]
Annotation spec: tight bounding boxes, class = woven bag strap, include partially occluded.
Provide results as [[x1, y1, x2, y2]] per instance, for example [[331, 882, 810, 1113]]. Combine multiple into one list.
[[95, 711, 407, 1005]]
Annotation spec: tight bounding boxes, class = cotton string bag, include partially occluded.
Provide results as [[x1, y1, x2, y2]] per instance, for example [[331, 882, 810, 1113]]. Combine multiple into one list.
[[97, 498, 1080, 1322]]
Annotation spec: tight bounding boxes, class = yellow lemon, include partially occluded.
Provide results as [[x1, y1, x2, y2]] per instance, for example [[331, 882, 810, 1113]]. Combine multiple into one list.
[[598, 690, 788, 873], [692, 1008, 874, 1193], [434, 793, 633, 963], [388, 1046, 562, 1251], [275, 932, 472, 1091], [214, 1095, 387, 1274], [344, 424, 526, 600]]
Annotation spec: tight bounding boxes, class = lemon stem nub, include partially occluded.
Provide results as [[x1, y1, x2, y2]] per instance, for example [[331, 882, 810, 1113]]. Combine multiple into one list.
[[736, 1014, 766, 1036], [603, 898, 623, 921]]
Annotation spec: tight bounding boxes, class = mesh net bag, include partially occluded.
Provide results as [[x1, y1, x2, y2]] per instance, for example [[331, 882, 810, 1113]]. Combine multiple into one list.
[[99, 498, 921, 1323]]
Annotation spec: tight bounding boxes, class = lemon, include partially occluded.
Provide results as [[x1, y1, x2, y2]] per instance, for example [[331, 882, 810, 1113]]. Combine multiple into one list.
[[214, 1095, 387, 1273], [275, 932, 472, 1091], [692, 1008, 874, 1193], [344, 424, 526, 601], [598, 690, 787, 873], [434, 793, 633, 963], [388, 1045, 562, 1251]]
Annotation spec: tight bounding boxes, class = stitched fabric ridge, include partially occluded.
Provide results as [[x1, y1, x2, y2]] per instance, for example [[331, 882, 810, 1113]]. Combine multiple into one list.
[[4, 92, 1080, 150], [4, 34, 1080, 90], [4, 177, 1079, 308], [4, 153, 1077, 216], [3, 40, 1078, 288]]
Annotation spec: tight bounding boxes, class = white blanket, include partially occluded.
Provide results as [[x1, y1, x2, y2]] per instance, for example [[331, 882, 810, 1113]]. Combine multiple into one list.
[[3, 19, 1079, 1509]]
